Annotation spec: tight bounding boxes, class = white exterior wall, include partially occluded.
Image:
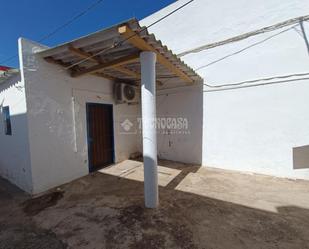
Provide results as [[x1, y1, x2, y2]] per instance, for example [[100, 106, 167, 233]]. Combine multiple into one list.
[[142, 0, 309, 179], [156, 84, 203, 164], [0, 73, 32, 192], [20, 38, 141, 194]]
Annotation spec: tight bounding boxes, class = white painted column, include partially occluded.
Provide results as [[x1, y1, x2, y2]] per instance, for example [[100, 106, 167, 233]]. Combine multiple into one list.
[[140, 51, 158, 208]]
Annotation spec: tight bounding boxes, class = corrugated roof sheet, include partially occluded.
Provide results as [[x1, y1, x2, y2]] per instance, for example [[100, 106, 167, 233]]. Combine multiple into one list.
[[38, 18, 202, 88]]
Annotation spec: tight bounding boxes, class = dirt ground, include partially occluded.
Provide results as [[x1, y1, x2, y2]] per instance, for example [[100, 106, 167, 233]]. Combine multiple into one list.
[[1, 160, 309, 249]]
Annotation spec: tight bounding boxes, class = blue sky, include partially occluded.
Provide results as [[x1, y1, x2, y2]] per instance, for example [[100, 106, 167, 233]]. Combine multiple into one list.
[[0, 0, 176, 67]]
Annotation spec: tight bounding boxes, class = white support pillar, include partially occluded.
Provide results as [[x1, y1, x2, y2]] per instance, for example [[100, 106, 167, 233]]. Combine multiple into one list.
[[140, 51, 158, 208]]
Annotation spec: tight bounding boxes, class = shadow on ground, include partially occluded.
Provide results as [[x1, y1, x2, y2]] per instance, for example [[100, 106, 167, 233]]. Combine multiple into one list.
[[1, 161, 309, 249], [0, 178, 67, 249]]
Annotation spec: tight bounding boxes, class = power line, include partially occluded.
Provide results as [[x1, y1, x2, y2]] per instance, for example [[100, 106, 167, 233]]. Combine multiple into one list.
[[178, 14, 309, 57], [38, 0, 104, 43], [195, 24, 297, 71], [0, 0, 104, 65], [147, 0, 193, 29], [204, 76, 309, 92], [64, 0, 195, 71], [299, 20, 309, 55], [0, 54, 19, 65], [203, 72, 309, 90]]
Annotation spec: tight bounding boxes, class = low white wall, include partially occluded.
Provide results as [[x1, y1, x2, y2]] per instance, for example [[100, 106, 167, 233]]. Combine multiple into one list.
[[0, 74, 32, 192], [142, 0, 309, 179], [203, 81, 309, 179], [20, 38, 140, 194]]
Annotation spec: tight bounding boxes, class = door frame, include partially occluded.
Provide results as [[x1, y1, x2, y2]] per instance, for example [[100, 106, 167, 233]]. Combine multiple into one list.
[[86, 102, 115, 173]]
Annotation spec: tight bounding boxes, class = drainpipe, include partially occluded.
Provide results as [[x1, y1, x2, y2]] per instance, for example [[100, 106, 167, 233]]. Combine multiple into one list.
[[140, 51, 158, 208]]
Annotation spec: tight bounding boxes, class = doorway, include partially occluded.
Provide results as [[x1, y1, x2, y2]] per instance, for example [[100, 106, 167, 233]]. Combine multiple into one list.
[[86, 103, 115, 172]]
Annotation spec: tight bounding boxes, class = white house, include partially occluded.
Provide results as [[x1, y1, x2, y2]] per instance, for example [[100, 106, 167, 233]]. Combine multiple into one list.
[[0, 18, 202, 208], [1, 0, 309, 203]]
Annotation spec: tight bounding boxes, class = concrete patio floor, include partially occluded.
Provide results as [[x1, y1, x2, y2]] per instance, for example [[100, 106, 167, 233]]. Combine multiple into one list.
[[1, 159, 309, 249]]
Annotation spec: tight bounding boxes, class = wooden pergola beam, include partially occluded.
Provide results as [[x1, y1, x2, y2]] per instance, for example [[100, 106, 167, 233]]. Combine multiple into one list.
[[68, 45, 99, 63], [70, 49, 140, 78], [71, 55, 139, 77], [44, 56, 118, 81], [118, 25, 193, 84], [114, 66, 140, 78]]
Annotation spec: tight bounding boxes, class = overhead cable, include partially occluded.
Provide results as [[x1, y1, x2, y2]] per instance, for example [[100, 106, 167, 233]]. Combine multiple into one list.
[[178, 14, 309, 57], [204, 76, 309, 92], [203, 72, 309, 91], [64, 0, 195, 70], [0, 0, 105, 65], [195, 24, 298, 70]]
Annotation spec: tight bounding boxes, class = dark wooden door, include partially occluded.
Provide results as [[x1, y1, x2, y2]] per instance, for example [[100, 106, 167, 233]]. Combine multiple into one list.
[[87, 103, 114, 172]]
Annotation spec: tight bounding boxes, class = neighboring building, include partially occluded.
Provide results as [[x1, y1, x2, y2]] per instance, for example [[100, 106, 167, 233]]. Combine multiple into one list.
[[0, 66, 32, 192], [1, 0, 309, 195]]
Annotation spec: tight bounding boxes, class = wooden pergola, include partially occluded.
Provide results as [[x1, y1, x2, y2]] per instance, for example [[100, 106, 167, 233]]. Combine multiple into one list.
[[38, 19, 201, 87]]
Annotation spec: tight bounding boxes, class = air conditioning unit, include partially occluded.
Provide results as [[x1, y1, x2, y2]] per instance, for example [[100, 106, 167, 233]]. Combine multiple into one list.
[[114, 83, 140, 104]]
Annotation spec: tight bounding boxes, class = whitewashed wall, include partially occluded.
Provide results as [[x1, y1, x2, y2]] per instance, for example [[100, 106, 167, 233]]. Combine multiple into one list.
[[0, 73, 32, 192], [156, 84, 203, 164], [20, 38, 141, 194], [142, 0, 309, 179]]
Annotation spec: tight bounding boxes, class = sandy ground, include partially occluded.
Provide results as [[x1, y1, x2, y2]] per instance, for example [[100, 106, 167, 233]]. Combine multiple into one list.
[[1, 160, 309, 249]]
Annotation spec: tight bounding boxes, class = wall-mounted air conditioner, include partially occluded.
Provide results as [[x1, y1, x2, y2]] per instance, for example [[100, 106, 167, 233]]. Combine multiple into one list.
[[114, 83, 140, 104]]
